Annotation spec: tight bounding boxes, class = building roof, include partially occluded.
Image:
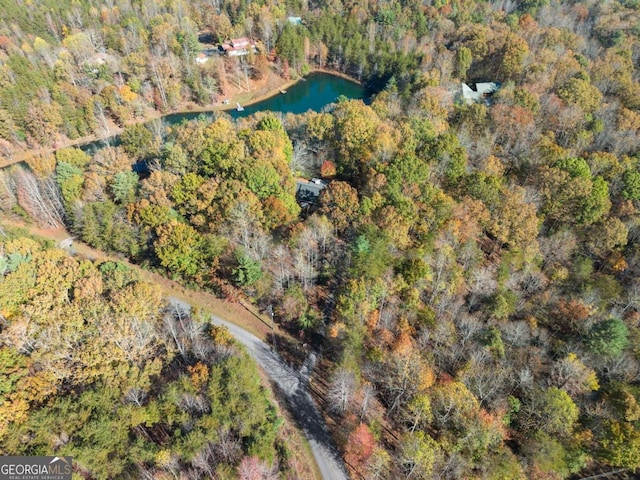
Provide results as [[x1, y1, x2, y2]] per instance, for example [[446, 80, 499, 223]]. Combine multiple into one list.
[[476, 83, 499, 95], [220, 38, 253, 49], [218, 38, 257, 56], [288, 16, 303, 25], [462, 82, 500, 104], [296, 179, 326, 203], [231, 37, 252, 47]]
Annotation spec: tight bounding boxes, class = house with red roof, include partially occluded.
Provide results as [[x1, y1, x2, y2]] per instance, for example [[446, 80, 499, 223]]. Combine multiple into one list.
[[218, 38, 257, 57]]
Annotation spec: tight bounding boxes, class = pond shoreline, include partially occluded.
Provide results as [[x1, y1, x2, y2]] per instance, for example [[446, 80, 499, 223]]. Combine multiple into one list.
[[0, 68, 363, 170], [143, 68, 363, 116]]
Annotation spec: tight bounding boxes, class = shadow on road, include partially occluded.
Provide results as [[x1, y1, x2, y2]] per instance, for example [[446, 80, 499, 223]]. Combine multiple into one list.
[[170, 300, 348, 480], [266, 332, 309, 369], [285, 388, 345, 465]]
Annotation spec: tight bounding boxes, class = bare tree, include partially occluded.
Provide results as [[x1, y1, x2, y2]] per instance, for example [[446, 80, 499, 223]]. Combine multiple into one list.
[[124, 387, 148, 406], [327, 367, 356, 415], [86, 28, 105, 53], [44, 11, 59, 40], [307, 214, 334, 256], [538, 228, 577, 269], [215, 427, 242, 464], [163, 304, 190, 358], [269, 244, 293, 290], [66, 6, 84, 29], [180, 393, 209, 413], [599, 353, 640, 383], [0, 170, 17, 213], [455, 314, 482, 350], [192, 337, 214, 361], [466, 265, 497, 310], [108, 315, 159, 363], [501, 320, 533, 348], [226, 201, 271, 260], [192, 443, 217, 479], [460, 350, 510, 407], [516, 367, 535, 394], [150, 58, 169, 110], [11, 167, 64, 228], [550, 353, 598, 396], [619, 278, 640, 315], [378, 351, 432, 415], [237, 456, 279, 480], [93, 100, 112, 138], [292, 227, 321, 291], [147, 117, 168, 143], [360, 381, 375, 421], [290, 141, 313, 174], [433, 452, 467, 480]]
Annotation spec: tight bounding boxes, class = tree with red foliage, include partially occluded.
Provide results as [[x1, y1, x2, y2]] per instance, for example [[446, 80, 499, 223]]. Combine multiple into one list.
[[0, 35, 13, 51], [344, 423, 376, 470], [320, 159, 337, 178]]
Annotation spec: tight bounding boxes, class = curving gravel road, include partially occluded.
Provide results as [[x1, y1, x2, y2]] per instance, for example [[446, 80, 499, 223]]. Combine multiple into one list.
[[169, 299, 348, 480]]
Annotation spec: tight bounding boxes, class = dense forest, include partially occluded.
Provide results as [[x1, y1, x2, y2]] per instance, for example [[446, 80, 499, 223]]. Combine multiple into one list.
[[0, 227, 296, 479], [2, 0, 640, 479]]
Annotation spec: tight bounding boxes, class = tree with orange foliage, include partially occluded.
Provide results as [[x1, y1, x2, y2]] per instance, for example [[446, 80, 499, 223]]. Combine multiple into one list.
[[344, 423, 376, 471], [320, 159, 337, 178], [188, 362, 209, 391], [552, 299, 592, 333], [319, 181, 360, 232]]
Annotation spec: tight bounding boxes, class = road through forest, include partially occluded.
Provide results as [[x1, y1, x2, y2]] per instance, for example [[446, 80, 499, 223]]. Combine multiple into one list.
[[0, 219, 348, 480], [168, 299, 349, 480]]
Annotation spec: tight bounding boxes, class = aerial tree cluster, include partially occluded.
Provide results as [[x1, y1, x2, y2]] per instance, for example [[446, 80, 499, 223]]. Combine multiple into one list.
[[0, 228, 296, 479], [0, 0, 292, 153], [1, 0, 640, 479]]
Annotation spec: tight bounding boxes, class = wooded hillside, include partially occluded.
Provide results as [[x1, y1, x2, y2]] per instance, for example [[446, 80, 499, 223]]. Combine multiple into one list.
[[2, 0, 640, 479], [0, 228, 294, 479]]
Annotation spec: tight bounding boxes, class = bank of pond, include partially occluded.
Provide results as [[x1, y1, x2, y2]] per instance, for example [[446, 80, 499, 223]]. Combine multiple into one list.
[[80, 72, 368, 160]]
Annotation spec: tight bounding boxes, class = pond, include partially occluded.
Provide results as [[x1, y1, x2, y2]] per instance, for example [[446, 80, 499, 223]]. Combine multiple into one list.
[[173, 71, 367, 122], [81, 72, 367, 156]]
